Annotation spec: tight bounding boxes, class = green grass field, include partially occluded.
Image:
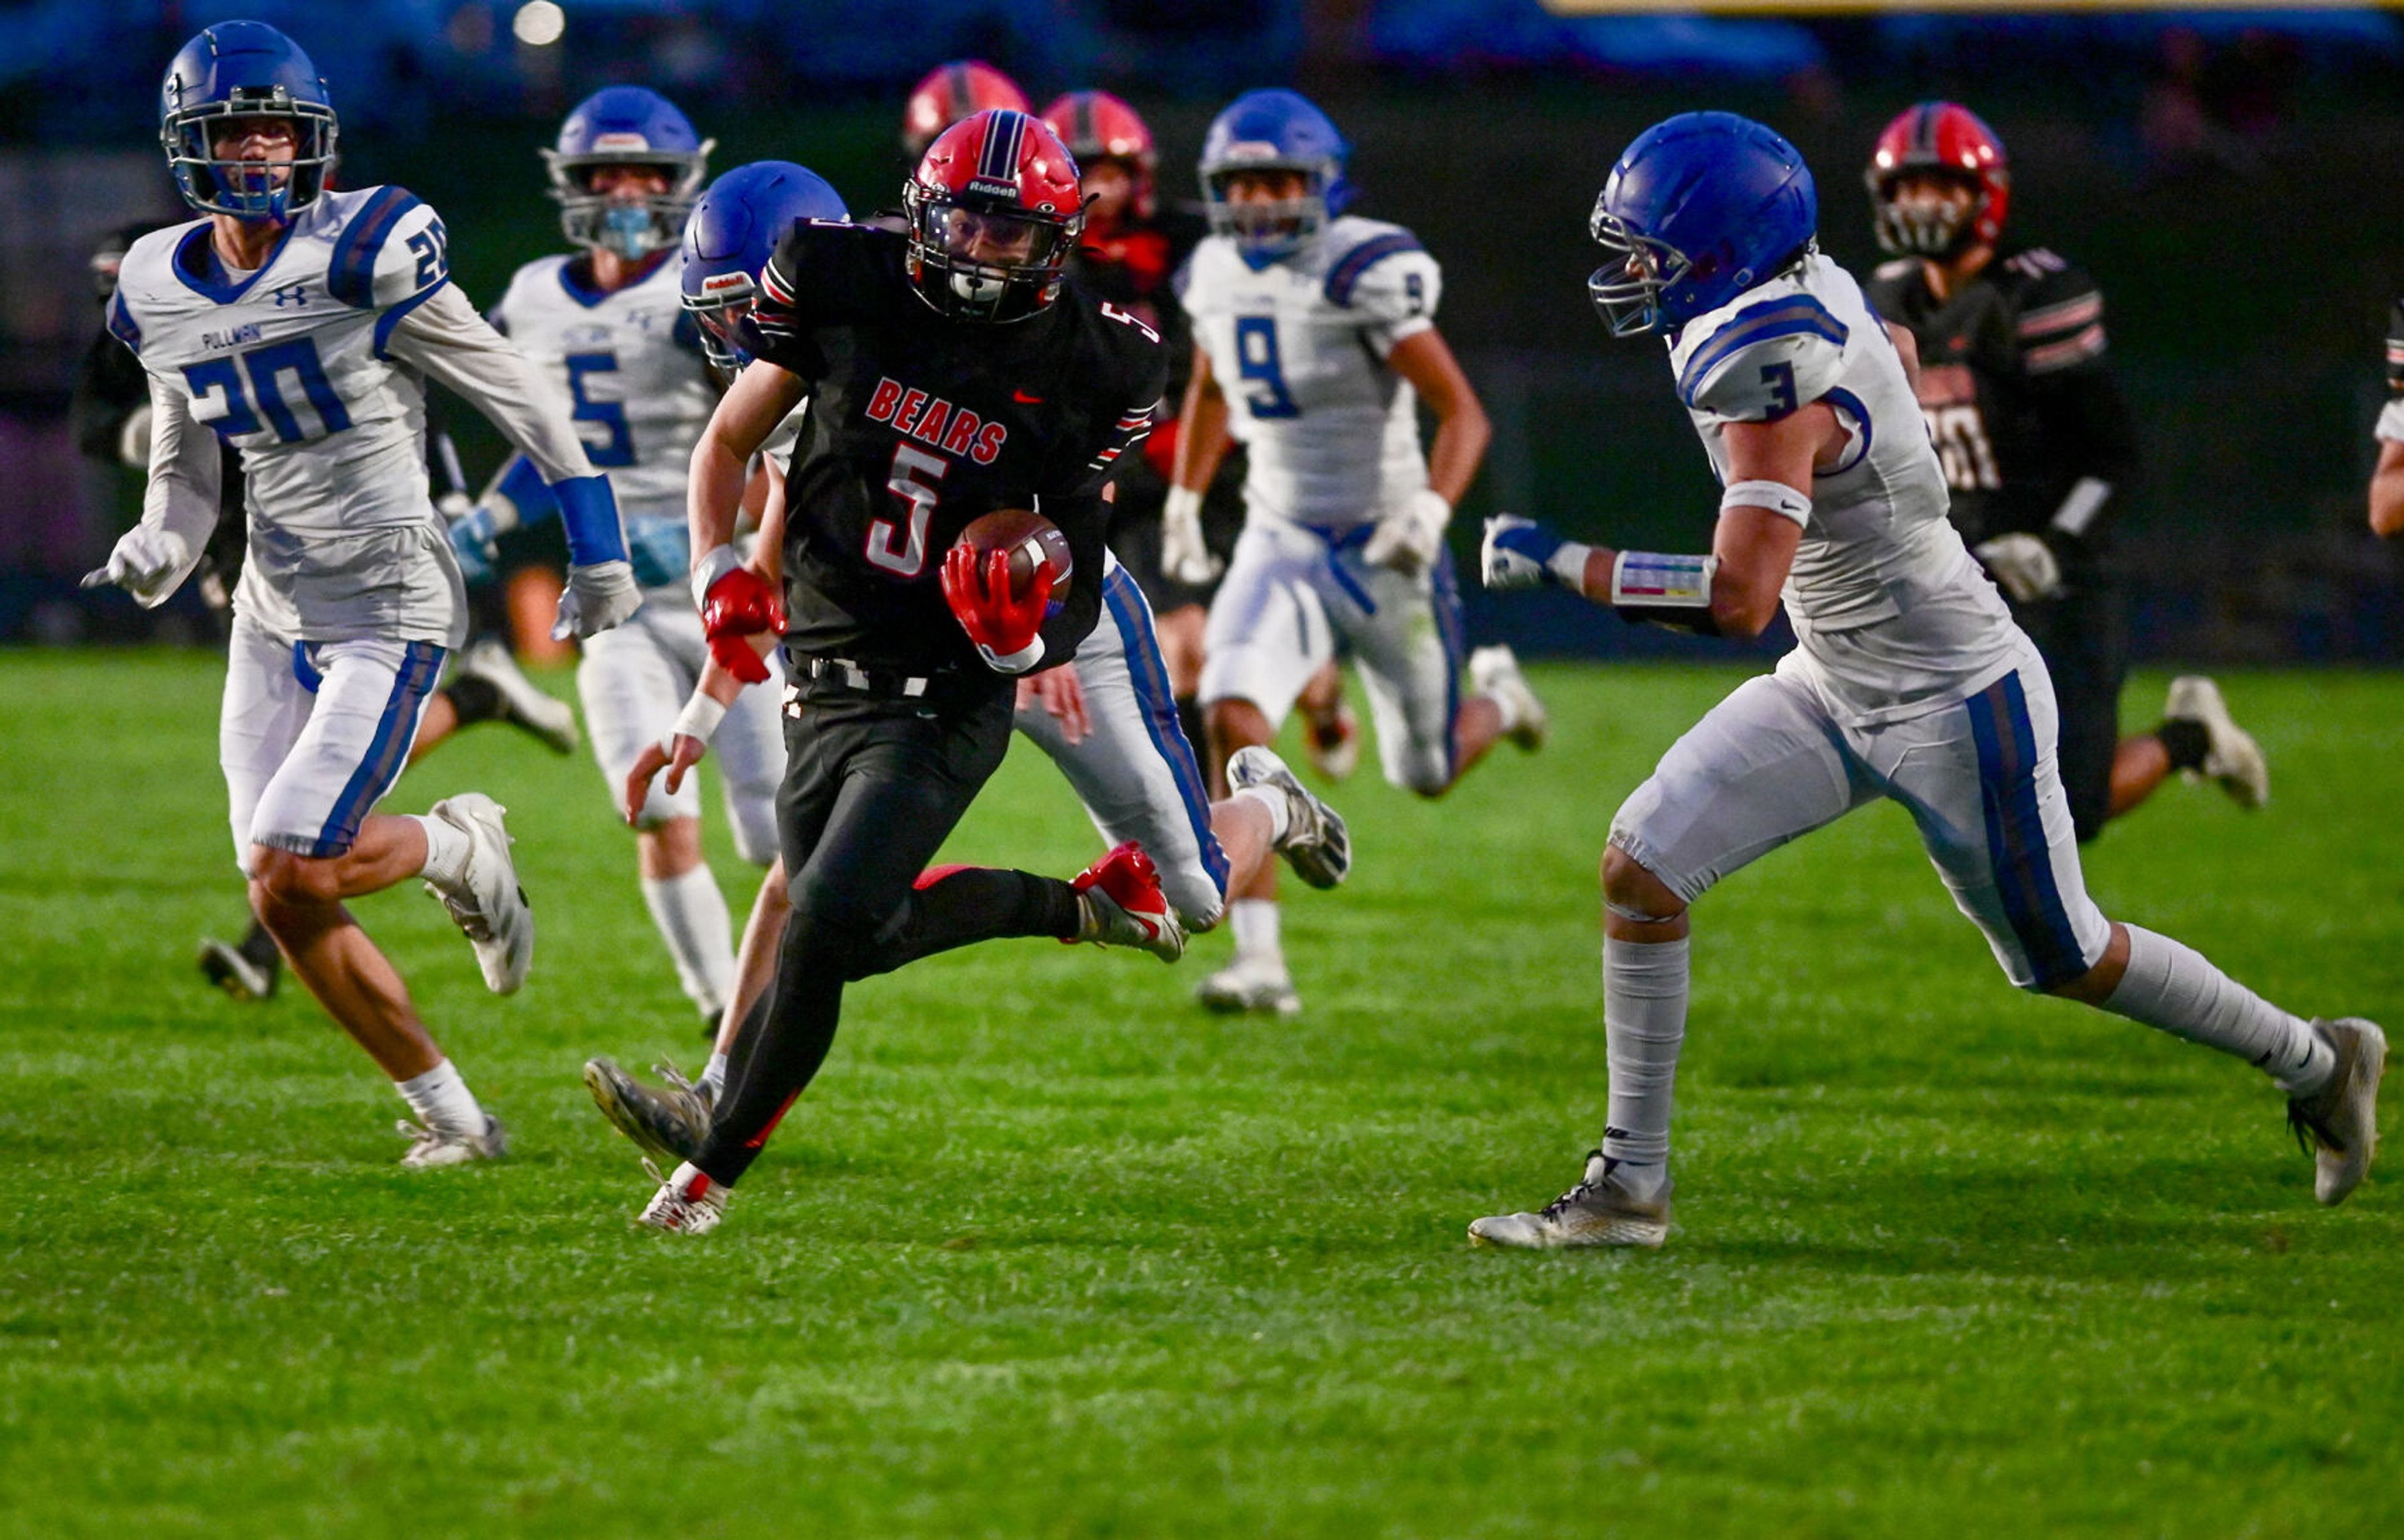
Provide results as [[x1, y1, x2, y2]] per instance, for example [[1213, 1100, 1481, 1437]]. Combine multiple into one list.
[[2, 650, 2398, 1537]]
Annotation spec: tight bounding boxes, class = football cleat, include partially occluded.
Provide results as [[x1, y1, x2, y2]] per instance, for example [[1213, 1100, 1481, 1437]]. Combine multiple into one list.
[[2288, 1017, 2386, 1206], [197, 935, 278, 1002], [1228, 744, 1350, 890], [2163, 675, 2268, 809], [637, 1159, 727, 1235], [424, 793, 535, 994], [396, 1112, 508, 1169], [1194, 955, 1302, 1017], [456, 638, 578, 755], [1072, 841, 1185, 963], [1303, 699, 1360, 781], [1468, 1151, 1672, 1250], [1469, 645, 1548, 752], [583, 1055, 711, 1167]]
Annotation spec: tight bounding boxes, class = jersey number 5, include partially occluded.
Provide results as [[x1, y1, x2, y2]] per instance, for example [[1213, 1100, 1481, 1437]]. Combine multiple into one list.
[[871, 443, 946, 577], [564, 352, 635, 467]]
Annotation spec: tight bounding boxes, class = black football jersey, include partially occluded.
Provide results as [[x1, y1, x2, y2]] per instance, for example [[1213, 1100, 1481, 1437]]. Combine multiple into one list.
[[1864, 245, 2139, 575], [2382, 299, 2404, 408], [745, 223, 1167, 684], [1067, 207, 1213, 542]]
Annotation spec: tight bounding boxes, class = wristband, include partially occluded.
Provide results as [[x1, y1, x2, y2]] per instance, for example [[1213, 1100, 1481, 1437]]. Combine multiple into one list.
[[1547, 541, 1595, 590], [1720, 478, 1811, 527], [1610, 551, 1717, 609], [667, 691, 727, 747], [691, 543, 744, 611], [978, 635, 1046, 675], [1164, 485, 1203, 526]]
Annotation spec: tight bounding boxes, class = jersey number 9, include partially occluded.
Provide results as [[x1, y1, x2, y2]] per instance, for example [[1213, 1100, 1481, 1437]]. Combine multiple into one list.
[[1233, 316, 1300, 420]]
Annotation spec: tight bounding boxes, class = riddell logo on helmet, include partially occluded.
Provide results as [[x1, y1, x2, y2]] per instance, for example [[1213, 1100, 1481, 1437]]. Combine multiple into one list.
[[966, 177, 1019, 199], [865, 375, 1009, 465], [699, 271, 751, 295], [592, 133, 651, 152]]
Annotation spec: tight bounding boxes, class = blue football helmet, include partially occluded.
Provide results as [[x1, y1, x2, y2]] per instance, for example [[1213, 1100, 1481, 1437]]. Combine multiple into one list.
[[158, 22, 338, 221], [1588, 111, 1817, 338], [543, 86, 714, 260], [680, 161, 850, 371], [1198, 89, 1353, 269]]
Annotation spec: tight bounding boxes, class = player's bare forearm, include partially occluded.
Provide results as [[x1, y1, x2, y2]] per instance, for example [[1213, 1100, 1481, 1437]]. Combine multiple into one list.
[[691, 362, 804, 557], [1173, 344, 1230, 493], [1390, 328, 1489, 506], [2371, 441, 2404, 537]]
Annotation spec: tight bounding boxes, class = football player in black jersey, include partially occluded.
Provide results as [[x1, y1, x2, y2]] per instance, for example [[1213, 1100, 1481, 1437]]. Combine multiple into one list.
[[635, 110, 1186, 1233], [1863, 101, 2266, 843], [2369, 300, 2404, 536]]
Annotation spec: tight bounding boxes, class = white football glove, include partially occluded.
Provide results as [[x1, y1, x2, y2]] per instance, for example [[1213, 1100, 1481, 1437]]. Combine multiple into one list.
[[552, 558, 642, 640], [1363, 488, 1451, 577], [1161, 485, 1221, 586], [81, 524, 193, 606], [1974, 532, 2062, 604]]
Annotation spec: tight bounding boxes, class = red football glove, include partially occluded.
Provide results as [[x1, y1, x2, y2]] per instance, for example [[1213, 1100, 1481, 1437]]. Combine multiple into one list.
[[701, 566, 784, 685], [940, 543, 1054, 672]]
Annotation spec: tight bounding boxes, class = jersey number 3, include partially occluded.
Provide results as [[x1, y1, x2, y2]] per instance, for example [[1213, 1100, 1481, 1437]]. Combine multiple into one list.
[[871, 444, 946, 577]]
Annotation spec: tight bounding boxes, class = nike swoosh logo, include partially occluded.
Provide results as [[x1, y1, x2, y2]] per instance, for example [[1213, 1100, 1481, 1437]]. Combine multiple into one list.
[[1013, 389, 1044, 404]]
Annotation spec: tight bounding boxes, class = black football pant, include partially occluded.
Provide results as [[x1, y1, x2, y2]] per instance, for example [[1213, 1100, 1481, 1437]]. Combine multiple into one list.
[[2013, 583, 2128, 844], [694, 688, 1083, 1187]]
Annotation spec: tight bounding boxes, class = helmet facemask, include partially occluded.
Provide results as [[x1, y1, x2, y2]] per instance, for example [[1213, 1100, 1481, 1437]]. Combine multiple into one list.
[[1587, 207, 1692, 338], [1203, 161, 1327, 266], [546, 146, 709, 260], [1871, 169, 1990, 258], [902, 183, 1079, 324], [162, 94, 336, 220]]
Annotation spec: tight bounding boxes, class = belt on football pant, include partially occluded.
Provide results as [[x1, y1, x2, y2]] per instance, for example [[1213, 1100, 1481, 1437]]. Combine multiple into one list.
[[786, 654, 944, 708]]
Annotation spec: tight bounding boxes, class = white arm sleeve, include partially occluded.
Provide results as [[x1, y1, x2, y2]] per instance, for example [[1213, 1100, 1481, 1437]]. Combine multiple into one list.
[[383, 284, 595, 483], [131, 376, 222, 606]]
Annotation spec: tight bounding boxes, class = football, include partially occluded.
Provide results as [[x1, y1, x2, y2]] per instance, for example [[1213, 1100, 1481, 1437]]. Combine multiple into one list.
[[953, 507, 1073, 605]]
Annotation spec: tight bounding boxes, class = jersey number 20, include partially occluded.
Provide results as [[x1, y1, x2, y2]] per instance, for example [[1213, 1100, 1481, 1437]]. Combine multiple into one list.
[[182, 337, 352, 444]]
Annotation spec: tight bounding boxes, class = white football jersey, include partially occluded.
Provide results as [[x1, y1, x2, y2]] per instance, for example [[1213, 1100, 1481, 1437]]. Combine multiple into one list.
[[491, 252, 714, 585], [1668, 251, 2020, 724], [112, 186, 465, 643], [1180, 215, 1442, 530]]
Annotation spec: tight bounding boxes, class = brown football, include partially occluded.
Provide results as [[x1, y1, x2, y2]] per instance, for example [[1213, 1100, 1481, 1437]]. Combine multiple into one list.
[[953, 508, 1073, 603]]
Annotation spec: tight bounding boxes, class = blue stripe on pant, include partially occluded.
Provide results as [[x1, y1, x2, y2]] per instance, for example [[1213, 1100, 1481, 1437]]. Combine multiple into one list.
[[311, 641, 446, 858], [1432, 546, 1466, 784], [1105, 567, 1231, 897], [1965, 670, 2087, 990]]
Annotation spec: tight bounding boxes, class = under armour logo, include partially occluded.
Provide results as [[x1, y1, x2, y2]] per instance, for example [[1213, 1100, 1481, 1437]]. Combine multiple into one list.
[[270, 284, 310, 308]]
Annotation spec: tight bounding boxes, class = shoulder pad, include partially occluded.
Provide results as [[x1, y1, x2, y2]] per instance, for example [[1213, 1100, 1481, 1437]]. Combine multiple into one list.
[[1678, 290, 1849, 419], [1322, 225, 1425, 305], [106, 289, 142, 354], [759, 219, 887, 314], [2009, 255, 2106, 374], [328, 187, 444, 309]]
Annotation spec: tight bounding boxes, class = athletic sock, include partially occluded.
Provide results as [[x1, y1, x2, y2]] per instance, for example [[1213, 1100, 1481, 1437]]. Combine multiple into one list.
[[2100, 925, 2333, 1095], [1230, 898, 1282, 970], [395, 1059, 486, 1137], [1599, 936, 1690, 1168], [411, 812, 473, 893], [1484, 683, 1525, 736], [641, 866, 738, 1019], [1233, 784, 1290, 845], [238, 918, 282, 970], [2155, 717, 2211, 773], [444, 674, 503, 727], [700, 1050, 731, 1100]]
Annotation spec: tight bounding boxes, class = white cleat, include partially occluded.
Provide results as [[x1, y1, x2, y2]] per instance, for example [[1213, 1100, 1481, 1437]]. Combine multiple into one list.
[[637, 1159, 727, 1235], [1468, 1151, 1672, 1250], [1469, 645, 1548, 752], [1228, 744, 1350, 890], [2164, 675, 2268, 809], [457, 637, 578, 755], [1195, 955, 1302, 1017], [1303, 699, 1361, 781], [424, 793, 534, 994], [396, 1112, 508, 1168], [2289, 1017, 2386, 1206]]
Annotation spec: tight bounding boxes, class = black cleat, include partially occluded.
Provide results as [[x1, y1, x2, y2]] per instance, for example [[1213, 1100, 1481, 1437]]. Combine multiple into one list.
[[198, 936, 278, 1001], [583, 1057, 710, 1166]]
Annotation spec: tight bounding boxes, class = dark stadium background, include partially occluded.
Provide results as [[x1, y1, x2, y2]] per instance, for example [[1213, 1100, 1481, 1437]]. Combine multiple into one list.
[[5, 0, 2401, 662]]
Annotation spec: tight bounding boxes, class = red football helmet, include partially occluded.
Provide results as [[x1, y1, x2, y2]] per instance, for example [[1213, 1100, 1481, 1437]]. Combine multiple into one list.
[[1040, 90, 1156, 227], [902, 59, 1030, 158], [1866, 101, 2010, 258], [902, 108, 1084, 324]]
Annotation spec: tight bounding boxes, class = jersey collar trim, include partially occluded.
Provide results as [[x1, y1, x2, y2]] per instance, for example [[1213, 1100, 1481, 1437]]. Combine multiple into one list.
[[557, 249, 675, 309], [172, 220, 299, 307]]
